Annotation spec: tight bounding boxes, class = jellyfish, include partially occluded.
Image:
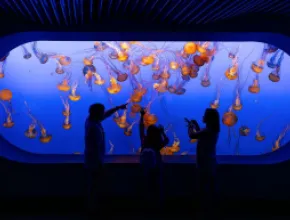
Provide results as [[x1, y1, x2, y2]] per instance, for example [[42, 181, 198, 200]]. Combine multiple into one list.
[[63, 115, 72, 130], [83, 56, 95, 66], [24, 101, 52, 143], [123, 60, 140, 75], [0, 89, 12, 101], [251, 44, 269, 74], [255, 116, 271, 142], [21, 45, 32, 59], [267, 50, 281, 68], [107, 75, 122, 94], [235, 125, 250, 155], [196, 41, 210, 54], [119, 42, 131, 52], [52, 55, 72, 66], [174, 80, 188, 95], [159, 66, 171, 80], [152, 72, 161, 80], [141, 54, 155, 66], [201, 63, 211, 87], [170, 132, 181, 153], [94, 41, 108, 51], [153, 79, 168, 93], [272, 125, 290, 152], [130, 81, 147, 103], [108, 140, 114, 154], [0, 101, 14, 128], [0, 60, 6, 79], [31, 42, 51, 64], [210, 84, 222, 109], [248, 74, 260, 94], [68, 81, 81, 101], [57, 73, 71, 92], [60, 96, 70, 116], [169, 61, 179, 70], [124, 121, 137, 136], [193, 54, 206, 67], [103, 58, 128, 82], [129, 103, 142, 118], [183, 42, 197, 55], [225, 56, 239, 80], [105, 41, 129, 62], [83, 65, 96, 90], [116, 109, 129, 129], [55, 60, 65, 74], [143, 100, 158, 128], [222, 106, 238, 144], [268, 52, 284, 83], [228, 44, 240, 59], [189, 64, 199, 79], [265, 44, 278, 54], [25, 122, 38, 138], [232, 88, 242, 111], [160, 146, 174, 156]]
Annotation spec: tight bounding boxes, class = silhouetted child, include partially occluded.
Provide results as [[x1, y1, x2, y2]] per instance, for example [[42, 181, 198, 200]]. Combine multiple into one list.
[[186, 108, 220, 215], [84, 102, 127, 215], [139, 107, 169, 211]]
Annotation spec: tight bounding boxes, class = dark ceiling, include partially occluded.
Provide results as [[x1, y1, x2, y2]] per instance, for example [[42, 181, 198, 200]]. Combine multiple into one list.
[[0, 0, 290, 35]]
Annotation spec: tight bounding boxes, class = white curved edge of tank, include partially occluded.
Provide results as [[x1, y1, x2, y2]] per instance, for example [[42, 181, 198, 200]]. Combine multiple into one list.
[[0, 134, 288, 165]]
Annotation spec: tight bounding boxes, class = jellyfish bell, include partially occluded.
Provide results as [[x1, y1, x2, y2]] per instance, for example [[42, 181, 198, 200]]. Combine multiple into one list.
[[190, 139, 197, 143], [3, 120, 14, 128], [57, 80, 70, 92], [181, 65, 191, 76], [225, 66, 238, 80], [160, 147, 174, 156], [83, 65, 96, 76], [265, 44, 278, 54], [23, 53, 32, 59], [193, 55, 206, 67], [39, 54, 49, 64], [55, 66, 65, 74], [25, 128, 37, 138], [40, 135, 52, 143], [109, 50, 118, 59], [69, 94, 81, 101], [152, 73, 160, 80], [117, 51, 129, 62], [0, 89, 12, 101], [255, 134, 265, 141], [183, 42, 197, 55], [116, 72, 128, 82], [124, 128, 132, 136], [239, 126, 250, 136], [131, 94, 142, 103], [268, 72, 280, 82], [175, 88, 186, 95], [118, 122, 129, 129], [167, 85, 176, 94], [131, 103, 141, 113], [251, 60, 264, 74], [141, 55, 155, 66], [83, 57, 93, 66], [248, 80, 260, 94], [200, 54, 210, 63], [119, 42, 130, 51], [160, 70, 170, 80], [94, 41, 108, 51], [63, 123, 72, 130], [210, 101, 219, 109], [169, 61, 179, 70], [59, 56, 72, 66], [222, 112, 238, 127], [197, 42, 208, 54], [201, 79, 211, 87], [0, 72, 4, 78]]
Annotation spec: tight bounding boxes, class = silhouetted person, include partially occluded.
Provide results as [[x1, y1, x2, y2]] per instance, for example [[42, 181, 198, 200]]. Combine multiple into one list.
[[85, 103, 127, 215], [139, 108, 169, 211], [186, 108, 220, 216]]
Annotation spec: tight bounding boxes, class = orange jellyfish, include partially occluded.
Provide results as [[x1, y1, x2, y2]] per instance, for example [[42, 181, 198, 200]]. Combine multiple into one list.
[[169, 61, 179, 70], [94, 41, 108, 51], [0, 101, 14, 128], [232, 88, 243, 111], [210, 84, 222, 109], [39, 125, 52, 143], [141, 54, 155, 66], [83, 56, 95, 66], [181, 64, 191, 76], [228, 44, 240, 59], [152, 72, 161, 80], [117, 50, 129, 62], [160, 66, 171, 80], [130, 103, 142, 118], [108, 140, 114, 154], [160, 146, 174, 155], [255, 115, 271, 141], [24, 101, 38, 138], [193, 55, 206, 67], [272, 125, 290, 152], [0, 89, 12, 101], [68, 81, 81, 101], [83, 65, 96, 90], [222, 106, 238, 144], [94, 72, 105, 85], [225, 56, 239, 80], [63, 115, 72, 130], [143, 100, 158, 128], [189, 64, 199, 79], [53, 55, 72, 66], [251, 45, 269, 74], [124, 60, 140, 75], [248, 75, 260, 94], [106, 41, 129, 62], [183, 42, 197, 55], [196, 41, 210, 54], [104, 58, 128, 82], [124, 121, 137, 136], [57, 73, 71, 92], [107, 76, 121, 94], [21, 45, 32, 59], [119, 42, 130, 52], [170, 132, 181, 153], [117, 109, 129, 129], [152, 58, 161, 71], [60, 96, 70, 116], [153, 79, 168, 93], [268, 52, 284, 83]]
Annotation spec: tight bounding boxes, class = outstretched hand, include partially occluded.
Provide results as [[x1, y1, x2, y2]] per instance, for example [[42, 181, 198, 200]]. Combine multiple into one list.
[[118, 103, 128, 110]]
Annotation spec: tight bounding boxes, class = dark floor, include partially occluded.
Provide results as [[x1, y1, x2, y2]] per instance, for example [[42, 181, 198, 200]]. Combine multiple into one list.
[[1, 196, 290, 219]]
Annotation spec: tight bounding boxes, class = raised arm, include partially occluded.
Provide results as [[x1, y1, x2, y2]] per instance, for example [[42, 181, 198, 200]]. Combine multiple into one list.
[[139, 109, 146, 146], [102, 103, 128, 121]]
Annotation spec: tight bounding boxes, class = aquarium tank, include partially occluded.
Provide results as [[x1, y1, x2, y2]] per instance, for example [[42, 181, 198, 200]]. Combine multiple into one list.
[[0, 41, 289, 156]]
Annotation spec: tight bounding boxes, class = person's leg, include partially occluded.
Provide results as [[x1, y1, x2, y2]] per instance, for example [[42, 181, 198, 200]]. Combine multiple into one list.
[[87, 168, 100, 214]]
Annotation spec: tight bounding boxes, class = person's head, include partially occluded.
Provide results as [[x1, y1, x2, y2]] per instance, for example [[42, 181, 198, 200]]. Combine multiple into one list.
[[88, 103, 105, 121], [202, 108, 220, 132], [146, 125, 163, 145]]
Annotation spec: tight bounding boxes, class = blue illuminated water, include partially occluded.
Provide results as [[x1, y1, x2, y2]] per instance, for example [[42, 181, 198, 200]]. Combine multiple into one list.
[[0, 41, 289, 155]]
